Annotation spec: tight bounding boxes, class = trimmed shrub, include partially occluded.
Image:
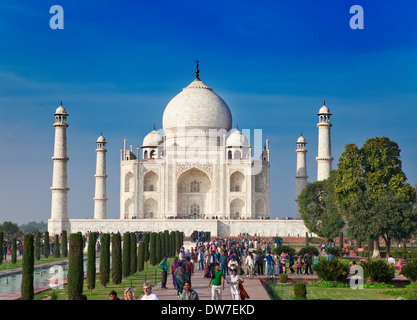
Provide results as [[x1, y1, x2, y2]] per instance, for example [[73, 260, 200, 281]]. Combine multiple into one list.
[[130, 233, 137, 276], [156, 232, 162, 263], [279, 273, 288, 283], [99, 233, 110, 288], [294, 283, 307, 300], [273, 245, 296, 257], [43, 232, 50, 258], [314, 258, 349, 282], [111, 233, 122, 285], [11, 238, 17, 264], [34, 231, 41, 261], [53, 234, 60, 258], [298, 246, 319, 257], [62, 230, 68, 257], [142, 233, 150, 264], [160, 232, 166, 261], [164, 230, 170, 257], [360, 259, 395, 283], [169, 231, 175, 257], [137, 241, 145, 272], [21, 233, 34, 300], [87, 232, 97, 293], [149, 233, 157, 266], [122, 232, 131, 279], [0, 232, 3, 265], [401, 259, 417, 284], [68, 233, 84, 300]]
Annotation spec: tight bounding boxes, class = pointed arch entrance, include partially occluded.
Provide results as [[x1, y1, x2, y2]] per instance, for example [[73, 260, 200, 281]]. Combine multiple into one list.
[[177, 168, 212, 218]]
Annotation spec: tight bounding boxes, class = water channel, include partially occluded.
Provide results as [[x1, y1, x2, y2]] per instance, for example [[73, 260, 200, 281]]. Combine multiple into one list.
[[0, 258, 101, 300]]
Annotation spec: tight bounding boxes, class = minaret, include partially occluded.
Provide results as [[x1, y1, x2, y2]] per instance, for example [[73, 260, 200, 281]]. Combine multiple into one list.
[[295, 134, 308, 219], [94, 133, 108, 219], [50, 102, 70, 221], [316, 100, 334, 181]]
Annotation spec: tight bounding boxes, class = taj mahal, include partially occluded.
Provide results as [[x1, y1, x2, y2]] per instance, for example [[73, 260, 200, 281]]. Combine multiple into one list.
[[48, 62, 333, 237]]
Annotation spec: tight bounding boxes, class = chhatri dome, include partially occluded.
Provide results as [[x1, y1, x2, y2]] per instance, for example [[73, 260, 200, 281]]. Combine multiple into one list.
[[226, 127, 249, 147], [318, 100, 331, 115], [162, 60, 232, 131], [142, 125, 163, 147]]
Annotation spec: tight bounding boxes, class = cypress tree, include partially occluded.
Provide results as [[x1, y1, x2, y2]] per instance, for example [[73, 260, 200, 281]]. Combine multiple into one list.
[[99, 233, 110, 288], [137, 240, 145, 272], [0, 231, 3, 265], [122, 232, 131, 279], [34, 231, 41, 261], [175, 231, 180, 254], [53, 234, 60, 258], [143, 233, 150, 267], [44, 231, 50, 259], [111, 233, 122, 285], [169, 231, 175, 257], [11, 238, 17, 264], [62, 230, 68, 257], [87, 232, 97, 293], [160, 232, 165, 263], [21, 233, 34, 300], [68, 233, 84, 300], [164, 230, 170, 257], [130, 233, 137, 275], [156, 232, 163, 263], [149, 233, 156, 266]]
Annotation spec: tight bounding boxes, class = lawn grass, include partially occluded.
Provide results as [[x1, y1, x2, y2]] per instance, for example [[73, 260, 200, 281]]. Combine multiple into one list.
[[267, 283, 396, 300], [34, 258, 175, 300]]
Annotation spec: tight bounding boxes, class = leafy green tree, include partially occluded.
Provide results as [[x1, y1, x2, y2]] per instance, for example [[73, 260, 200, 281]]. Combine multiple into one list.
[[43, 231, 50, 259], [137, 240, 145, 272], [53, 234, 60, 258], [335, 137, 417, 258], [0, 221, 22, 239], [68, 233, 84, 300], [11, 238, 17, 264], [87, 232, 97, 293], [100, 234, 110, 288], [19, 221, 47, 234], [149, 233, 156, 266], [299, 171, 345, 241], [21, 233, 34, 300], [62, 230, 68, 257], [130, 233, 137, 275], [122, 232, 131, 280], [111, 233, 122, 285]]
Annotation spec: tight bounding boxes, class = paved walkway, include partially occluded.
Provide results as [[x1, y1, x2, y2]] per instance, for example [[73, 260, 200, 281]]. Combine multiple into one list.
[[147, 268, 271, 301]]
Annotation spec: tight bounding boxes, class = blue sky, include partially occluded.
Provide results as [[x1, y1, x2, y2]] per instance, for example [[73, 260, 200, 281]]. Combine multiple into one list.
[[0, 1, 416, 224]]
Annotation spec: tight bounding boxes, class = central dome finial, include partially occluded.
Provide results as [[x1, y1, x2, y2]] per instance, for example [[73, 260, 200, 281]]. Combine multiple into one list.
[[195, 59, 200, 80]]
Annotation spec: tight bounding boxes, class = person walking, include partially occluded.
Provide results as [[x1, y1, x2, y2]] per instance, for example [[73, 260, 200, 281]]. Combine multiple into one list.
[[184, 256, 194, 284], [171, 257, 179, 290], [181, 281, 199, 300], [245, 252, 254, 279], [312, 253, 320, 273], [197, 249, 204, 270], [175, 261, 186, 298], [264, 252, 275, 276], [208, 263, 225, 300], [303, 252, 312, 275], [205, 249, 218, 278], [219, 250, 229, 278], [288, 253, 295, 274], [257, 251, 264, 276], [226, 268, 242, 300], [159, 256, 169, 289], [296, 254, 303, 275], [228, 256, 238, 274]]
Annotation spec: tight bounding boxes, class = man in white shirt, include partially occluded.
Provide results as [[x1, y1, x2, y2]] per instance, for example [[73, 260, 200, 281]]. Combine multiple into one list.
[[141, 282, 159, 300], [245, 253, 254, 279]]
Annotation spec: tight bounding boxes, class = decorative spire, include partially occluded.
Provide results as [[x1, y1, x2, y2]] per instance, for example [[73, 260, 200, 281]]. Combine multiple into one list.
[[195, 59, 200, 80], [61, 100, 63, 106], [236, 123, 239, 131], [153, 123, 156, 131], [323, 99, 326, 106]]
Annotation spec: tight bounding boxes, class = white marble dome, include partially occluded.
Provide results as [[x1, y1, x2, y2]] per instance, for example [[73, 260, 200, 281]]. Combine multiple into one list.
[[97, 135, 106, 143], [227, 129, 249, 147], [297, 135, 306, 143], [162, 78, 232, 131], [55, 105, 68, 115], [318, 104, 331, 115], [142, 129, 163, 147]]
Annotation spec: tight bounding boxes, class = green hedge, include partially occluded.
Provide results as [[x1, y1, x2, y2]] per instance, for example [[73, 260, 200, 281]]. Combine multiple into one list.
[[314, 258, 349, 282], [360, 259, 395, 283], [401, 259, 417, 284]]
